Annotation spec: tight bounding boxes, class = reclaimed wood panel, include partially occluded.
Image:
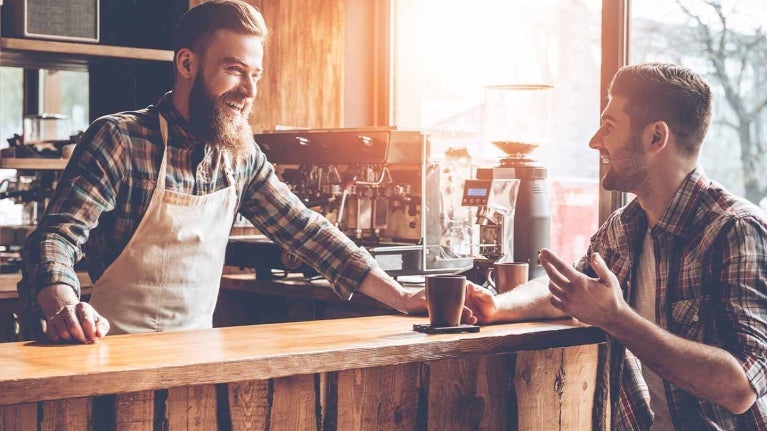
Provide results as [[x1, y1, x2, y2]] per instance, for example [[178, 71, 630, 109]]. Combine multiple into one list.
[[515, 348, 564, 430], [335, 363, 420, 430], [39, 398, 92, 431], [270, 374, 319, 430], [427, 355, 507, 431], [561, 345, 599, 430], [513, 345, 600, 431], [0, 403, 37, 430], [227, 380, 271, 431], [115, 391, 154, 431], [166, 385, 218, 431]]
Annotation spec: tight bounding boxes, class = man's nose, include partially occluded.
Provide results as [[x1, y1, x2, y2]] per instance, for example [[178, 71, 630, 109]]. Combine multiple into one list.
[[589, 127, 605, 149], [240, 76, 258, 98]]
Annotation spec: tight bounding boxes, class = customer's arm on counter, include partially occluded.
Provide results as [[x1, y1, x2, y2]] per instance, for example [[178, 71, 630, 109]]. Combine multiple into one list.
[[465, 276, 568, 324]]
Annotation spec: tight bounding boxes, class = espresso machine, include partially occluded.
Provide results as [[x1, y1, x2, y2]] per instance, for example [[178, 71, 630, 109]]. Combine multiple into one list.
[[225, 127, 478, 279]]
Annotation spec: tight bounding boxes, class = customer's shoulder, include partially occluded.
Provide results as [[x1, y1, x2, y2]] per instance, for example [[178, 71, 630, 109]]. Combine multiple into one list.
[[696, 180, 767, 232]]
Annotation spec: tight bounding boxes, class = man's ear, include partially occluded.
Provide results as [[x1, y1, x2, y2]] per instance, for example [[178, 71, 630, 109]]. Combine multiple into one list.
[[175, 48, 195, 79], [643, 121, 669, 153]]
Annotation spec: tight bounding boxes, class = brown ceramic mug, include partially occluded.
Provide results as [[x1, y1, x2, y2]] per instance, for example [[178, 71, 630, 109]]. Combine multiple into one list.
[[425, 275, 466, 327], [487, 262, 529, 294]]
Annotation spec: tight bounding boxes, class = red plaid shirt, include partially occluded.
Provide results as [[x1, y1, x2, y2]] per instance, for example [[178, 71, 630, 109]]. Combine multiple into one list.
[[576, 169, 767, 430]]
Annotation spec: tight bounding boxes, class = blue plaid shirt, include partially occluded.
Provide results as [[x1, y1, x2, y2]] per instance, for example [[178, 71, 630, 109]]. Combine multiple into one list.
[[20, 92, 376, 309], [577, 169, 767, 430]]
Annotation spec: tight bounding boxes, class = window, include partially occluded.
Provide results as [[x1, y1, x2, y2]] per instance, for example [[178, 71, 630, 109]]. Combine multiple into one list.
[[630, 0, 767, 210], [392, 0, 602, 264], [0, 67, 88, 225], [0, 67, 88, 145], [0, 67, 23, 146]]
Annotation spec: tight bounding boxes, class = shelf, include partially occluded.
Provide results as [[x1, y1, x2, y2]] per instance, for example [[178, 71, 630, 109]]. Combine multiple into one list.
[[0, 37, 173, 62], [0, 158, 69, 170]]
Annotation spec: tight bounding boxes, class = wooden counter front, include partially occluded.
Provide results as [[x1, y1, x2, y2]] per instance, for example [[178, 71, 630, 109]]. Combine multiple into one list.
[[0, 315, 608, 430]]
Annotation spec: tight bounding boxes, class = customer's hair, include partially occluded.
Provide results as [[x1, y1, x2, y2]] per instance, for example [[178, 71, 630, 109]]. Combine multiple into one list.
[[173, 0, 268, 59], [608, 63, 712, 156]]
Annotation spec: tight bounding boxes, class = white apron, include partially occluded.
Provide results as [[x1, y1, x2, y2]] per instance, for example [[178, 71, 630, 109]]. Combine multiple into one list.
[[88, 114, 238, 335]]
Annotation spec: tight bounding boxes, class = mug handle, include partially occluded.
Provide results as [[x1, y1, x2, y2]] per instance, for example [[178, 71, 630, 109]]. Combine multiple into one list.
[[485, 267, 495, 288]]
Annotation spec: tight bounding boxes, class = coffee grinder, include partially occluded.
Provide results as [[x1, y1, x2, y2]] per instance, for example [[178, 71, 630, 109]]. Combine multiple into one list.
[[459, 177, 520, 287], [472, 84, 552, 280]]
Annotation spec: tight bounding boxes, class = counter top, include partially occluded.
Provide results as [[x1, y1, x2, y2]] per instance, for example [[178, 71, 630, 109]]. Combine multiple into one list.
[[0, 315, 604, 406]]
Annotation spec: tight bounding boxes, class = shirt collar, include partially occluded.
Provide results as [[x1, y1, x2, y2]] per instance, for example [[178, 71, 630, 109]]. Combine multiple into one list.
[[155, 91, 200, 148], [620, 168, 709, 238]]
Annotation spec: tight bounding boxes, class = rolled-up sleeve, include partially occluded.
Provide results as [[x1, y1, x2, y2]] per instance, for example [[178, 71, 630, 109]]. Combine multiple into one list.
[[719, 216, 767, 397], [19, 118, 125, 309]]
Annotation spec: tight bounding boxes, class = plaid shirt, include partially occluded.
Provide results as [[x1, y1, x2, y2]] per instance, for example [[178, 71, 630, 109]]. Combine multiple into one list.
[[19, 92, 376, 310], [576, 169, 767, 430]]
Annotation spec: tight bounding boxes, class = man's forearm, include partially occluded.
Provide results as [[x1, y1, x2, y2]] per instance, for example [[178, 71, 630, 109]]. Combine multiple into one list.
[[605, 307, 756, 414], [492, 276, 568, 322]]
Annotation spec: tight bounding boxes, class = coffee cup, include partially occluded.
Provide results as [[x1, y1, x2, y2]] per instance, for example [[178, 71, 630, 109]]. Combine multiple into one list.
[[425, 274, 466, 327], [487, 262, 528, 294]]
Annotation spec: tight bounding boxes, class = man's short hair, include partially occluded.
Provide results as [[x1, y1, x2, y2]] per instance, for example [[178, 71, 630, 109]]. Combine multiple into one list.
[[173, 0, 268, 59], [608, 63, 712, 155]]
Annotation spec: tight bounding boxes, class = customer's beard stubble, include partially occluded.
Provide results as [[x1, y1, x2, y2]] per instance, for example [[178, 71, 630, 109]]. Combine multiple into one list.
[[188, 73, 256, 159]]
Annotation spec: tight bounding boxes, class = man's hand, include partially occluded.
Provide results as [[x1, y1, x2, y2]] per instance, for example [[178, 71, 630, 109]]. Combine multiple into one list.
[[37, 284, 110, 344], [539, 248, 628, 328], [463, 283, 497, 325]]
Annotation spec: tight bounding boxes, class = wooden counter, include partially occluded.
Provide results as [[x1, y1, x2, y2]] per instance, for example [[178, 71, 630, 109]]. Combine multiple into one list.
[[0, 315, 608, 430]]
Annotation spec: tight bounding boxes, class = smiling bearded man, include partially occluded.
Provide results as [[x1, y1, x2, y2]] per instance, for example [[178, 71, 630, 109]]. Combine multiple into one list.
[[188, 62, 256, 158]]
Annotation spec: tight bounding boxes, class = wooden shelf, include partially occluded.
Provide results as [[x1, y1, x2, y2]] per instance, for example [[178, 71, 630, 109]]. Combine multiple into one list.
[[0, 158, 69, 170], [0, 37, 173, 62]]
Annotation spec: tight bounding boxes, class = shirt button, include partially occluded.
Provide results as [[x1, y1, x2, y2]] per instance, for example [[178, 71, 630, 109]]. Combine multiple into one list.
[[692, 314, 699, 322]]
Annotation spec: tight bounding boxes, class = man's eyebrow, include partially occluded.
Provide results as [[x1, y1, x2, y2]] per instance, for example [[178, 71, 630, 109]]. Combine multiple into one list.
[[221, 57, 262, 72]]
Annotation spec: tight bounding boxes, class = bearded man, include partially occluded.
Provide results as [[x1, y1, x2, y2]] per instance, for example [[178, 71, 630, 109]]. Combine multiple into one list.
[[20, 0, 426, 342]]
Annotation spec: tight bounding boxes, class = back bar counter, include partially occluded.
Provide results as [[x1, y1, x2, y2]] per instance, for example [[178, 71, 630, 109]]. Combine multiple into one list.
[[0, 315, 608, 430]]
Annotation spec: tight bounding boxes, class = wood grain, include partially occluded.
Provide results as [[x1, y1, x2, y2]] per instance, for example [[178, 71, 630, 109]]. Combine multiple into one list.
[[560, 345, 599, 431], [248, 0, 345, 131], [336, 363, 420, 430], [39, 398, 92, 431], [166, 385, 218, 431], [270, 374, 319, 430], [115, 391, 154, 431], [0, 403, 37, 430], [227, 380, 270, 431], [0, 315, 604, 406], [427, 356, 507, 431], [514, 348, 563, 430]]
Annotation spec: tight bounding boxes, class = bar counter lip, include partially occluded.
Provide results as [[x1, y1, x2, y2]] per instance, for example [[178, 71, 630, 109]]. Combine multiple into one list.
[[0, 315, 605, 406]]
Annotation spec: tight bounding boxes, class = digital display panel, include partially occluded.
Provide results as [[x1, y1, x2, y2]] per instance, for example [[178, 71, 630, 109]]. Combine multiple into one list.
[[467, 187, 488, 197]]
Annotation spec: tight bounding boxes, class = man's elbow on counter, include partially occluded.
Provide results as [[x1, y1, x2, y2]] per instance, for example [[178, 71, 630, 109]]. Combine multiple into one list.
[[724, 388, 757, 415]]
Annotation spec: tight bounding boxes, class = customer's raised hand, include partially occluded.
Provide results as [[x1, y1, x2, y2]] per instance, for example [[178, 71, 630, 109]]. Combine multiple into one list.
[[540, 248, 627, 329]]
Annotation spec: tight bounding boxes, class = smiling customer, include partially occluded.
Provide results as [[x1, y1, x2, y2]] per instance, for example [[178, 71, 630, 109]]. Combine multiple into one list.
[[465, 63, 767, 430], [18, 0, 425, 343]]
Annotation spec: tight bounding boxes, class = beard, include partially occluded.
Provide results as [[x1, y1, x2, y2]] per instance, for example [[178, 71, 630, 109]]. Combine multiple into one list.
[[601, 131, 648, 193], [188, 70, 256, 159]]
